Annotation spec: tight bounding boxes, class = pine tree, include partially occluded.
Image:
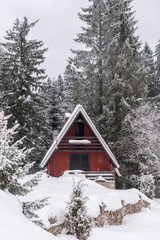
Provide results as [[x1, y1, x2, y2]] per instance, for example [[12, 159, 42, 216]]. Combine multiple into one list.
[[0, 17, 49, 167], [142, 42, 157, 97], [64, 180, 92, 240]]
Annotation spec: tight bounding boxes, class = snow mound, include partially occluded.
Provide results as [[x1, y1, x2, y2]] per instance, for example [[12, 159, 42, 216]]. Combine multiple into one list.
[[0, 189, 57, 240], [20, 173, 151, 228]]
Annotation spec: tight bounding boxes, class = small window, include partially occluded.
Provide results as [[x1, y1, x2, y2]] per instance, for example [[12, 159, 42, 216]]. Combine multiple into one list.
[[75, 122, 84, 137]]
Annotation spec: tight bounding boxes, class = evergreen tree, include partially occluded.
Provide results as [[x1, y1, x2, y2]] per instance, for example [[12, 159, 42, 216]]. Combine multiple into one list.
[[56, 74, 67, 120], [22, 197, 49, 227], [64, 61, 83, 112], [0, 17, 49, 167], [0, 46, 5, 102], [100, 0, 147, 145], [57, 74, 65, 104], [64, 0, 108, 119], [0, 110, 48, 225], [64, 0, 147, 147], [40, 77, 63, 140], [64, 180, 92, 240], [154, 40, 160, 96], [116, 96, 160, 198], [142, 42, 157, 97], [0, 110, 35, 195]]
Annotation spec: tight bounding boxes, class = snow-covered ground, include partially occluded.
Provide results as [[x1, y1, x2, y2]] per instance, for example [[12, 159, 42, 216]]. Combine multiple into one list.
[[1, 173, 160, 240]]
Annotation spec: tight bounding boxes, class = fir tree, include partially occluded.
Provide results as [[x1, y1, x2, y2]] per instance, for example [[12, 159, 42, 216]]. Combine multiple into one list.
[[64, 180, 92, 240], [0, 17, 49, 167]]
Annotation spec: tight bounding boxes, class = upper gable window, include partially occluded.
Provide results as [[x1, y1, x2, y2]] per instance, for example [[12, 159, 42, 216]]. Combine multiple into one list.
[[75, 121, 85, 137]]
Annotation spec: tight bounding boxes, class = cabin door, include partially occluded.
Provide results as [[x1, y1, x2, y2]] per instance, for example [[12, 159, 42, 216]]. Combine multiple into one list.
[[70, 154, 90, 171]]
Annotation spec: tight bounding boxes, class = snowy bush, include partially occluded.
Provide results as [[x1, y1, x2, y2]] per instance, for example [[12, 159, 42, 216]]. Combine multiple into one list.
[[64, 180, 92, 240], [138, 175, 155, 198]]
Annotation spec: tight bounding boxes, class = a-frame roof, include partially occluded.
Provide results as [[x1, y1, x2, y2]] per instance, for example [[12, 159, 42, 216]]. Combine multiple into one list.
[[40, 104, 120, 171]]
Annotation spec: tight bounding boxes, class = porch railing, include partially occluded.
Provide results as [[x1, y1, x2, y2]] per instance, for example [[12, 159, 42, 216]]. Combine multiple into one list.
[[65, 170, 115, 181]]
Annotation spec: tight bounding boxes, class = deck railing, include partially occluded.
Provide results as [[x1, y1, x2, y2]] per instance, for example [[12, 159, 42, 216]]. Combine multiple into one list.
[[65, 170, 115, 181], [84, 171, 115, 181]]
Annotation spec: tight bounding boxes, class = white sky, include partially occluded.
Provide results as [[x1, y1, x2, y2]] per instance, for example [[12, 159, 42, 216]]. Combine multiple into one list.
[[0, 0, 159, 78]]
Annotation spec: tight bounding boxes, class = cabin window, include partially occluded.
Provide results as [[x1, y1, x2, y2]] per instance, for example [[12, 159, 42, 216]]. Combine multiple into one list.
[[70, 154, 90, 171], [75, 122, 85, 137]]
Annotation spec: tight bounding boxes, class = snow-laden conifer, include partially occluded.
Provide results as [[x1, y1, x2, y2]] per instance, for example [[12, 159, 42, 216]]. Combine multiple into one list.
[[154, 40, 160, 96], [40, 77, 63, 137], [116, 97, 160, 198], [64, 180, 92, 240], [0, 111, 34, 195], [142, 42, 157, 97], [0, 17, 49, 168], [0, 110, 48, 225], [63, 0, 148, 146]]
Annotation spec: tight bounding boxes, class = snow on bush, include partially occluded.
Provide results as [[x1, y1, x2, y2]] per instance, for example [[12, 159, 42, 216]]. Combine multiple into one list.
[[64, 179, 92, 240]]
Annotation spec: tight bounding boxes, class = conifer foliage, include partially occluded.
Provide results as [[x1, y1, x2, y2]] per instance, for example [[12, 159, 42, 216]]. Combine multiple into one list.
[[0, 110, 48, 225], [0, 111, 34, 195], [116, 97, 160, 198], [64, 180, 92, 240], [0, 17, 49, 167]]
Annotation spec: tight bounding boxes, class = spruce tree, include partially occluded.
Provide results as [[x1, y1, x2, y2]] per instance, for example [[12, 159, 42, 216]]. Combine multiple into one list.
[[64, 0, 107, 119], [100, 0, 147, 145], [64, 61, 83, 112], [64, 180, 92, 240], [0, 17, 49, 167], [116, 97, 160, 198], [40, 77, 63, 140], [64, 0, 147, 147], [142, 42, 157, 97], [154, 40, 160, 96], [0, 110, 49, 225], [0, 110, 34, 195]]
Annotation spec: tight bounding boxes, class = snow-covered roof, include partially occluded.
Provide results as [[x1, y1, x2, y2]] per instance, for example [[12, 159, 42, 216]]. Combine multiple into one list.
[[40, 104, 120, 171]]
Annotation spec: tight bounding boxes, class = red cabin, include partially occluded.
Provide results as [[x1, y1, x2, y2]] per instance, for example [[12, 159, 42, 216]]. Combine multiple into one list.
[[40, 105, 120, 187]]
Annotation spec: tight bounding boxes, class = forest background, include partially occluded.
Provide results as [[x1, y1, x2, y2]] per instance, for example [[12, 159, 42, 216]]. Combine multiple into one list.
[[0, 0, 160, 199]]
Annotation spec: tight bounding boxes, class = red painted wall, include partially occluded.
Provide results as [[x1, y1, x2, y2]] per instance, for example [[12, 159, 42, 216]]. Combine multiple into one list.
[[48, 151, 112, 177]]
